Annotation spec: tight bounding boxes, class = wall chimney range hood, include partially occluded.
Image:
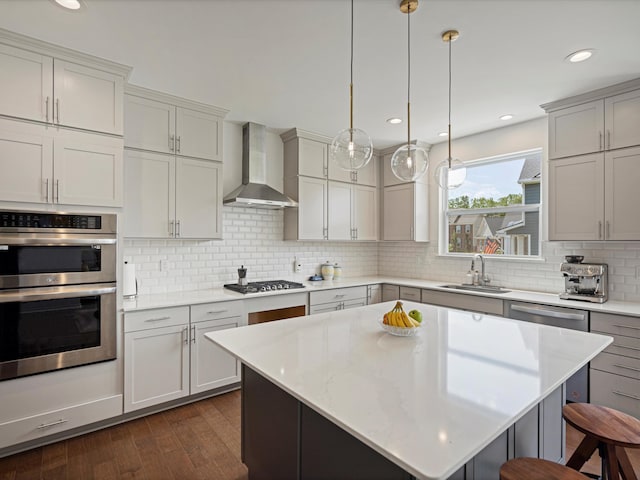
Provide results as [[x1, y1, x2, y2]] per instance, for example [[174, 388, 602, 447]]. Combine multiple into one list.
[[223, 122, 297, 209]]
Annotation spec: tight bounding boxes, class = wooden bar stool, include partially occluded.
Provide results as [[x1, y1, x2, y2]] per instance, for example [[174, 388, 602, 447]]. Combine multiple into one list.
[[563, 403, 640, 480], [500, 457, 591, 480]]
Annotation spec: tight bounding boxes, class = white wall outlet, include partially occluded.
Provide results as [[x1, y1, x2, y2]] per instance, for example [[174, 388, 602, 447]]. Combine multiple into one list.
[[294, 257, 302, 273]]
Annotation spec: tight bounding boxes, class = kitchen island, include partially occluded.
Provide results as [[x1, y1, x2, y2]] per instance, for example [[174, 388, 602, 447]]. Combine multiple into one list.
[[205, 301, 612, 480]]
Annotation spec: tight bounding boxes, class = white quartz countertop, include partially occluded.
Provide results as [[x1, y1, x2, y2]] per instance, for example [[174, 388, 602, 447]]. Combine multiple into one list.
[[205, 301, 612, 480], [123, 275, 640, 317]]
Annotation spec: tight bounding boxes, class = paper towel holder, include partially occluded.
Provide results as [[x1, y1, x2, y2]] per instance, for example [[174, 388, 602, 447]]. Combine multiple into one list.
[[123, 261, 138, 298]]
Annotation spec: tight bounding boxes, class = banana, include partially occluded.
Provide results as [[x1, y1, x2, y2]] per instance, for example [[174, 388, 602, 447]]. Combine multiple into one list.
[[384, 301, 421, 329]]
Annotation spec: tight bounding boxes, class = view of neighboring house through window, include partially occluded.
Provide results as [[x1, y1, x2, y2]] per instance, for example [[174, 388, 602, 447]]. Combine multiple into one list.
[[441, 149, 542, 257]]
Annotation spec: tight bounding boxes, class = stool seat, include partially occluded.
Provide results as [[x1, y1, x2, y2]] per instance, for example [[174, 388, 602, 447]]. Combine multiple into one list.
[[500, 457, 591, 480], [563, 403, 640, 480]]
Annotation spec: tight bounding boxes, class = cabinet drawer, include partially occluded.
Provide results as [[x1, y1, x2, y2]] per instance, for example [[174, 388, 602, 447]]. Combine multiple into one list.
[[590, 369, 640, 419], [310, 286, 367, 306], [124, 306, 189, 332], [381, 284, 400, 302], [0, 395, 122, 450], [421, 289, 504, 316], [591, 312, 640, 339], [190, 301, 244, 323], [399, 286, 421, 302], [597, 333, 640, 360], [592, 352, 640, 380]]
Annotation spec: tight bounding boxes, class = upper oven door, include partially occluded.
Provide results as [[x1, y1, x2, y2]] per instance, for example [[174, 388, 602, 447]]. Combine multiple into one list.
[[0, 236, 116, 288]]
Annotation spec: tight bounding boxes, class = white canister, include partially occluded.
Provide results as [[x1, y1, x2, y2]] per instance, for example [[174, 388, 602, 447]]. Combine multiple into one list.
[[320, 261, 334, 280], [333, 263, 342, 279]]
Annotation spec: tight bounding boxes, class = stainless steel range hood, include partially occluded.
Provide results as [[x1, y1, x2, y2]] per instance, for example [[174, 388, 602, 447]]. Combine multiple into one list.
[[223, 122, 297, 209]]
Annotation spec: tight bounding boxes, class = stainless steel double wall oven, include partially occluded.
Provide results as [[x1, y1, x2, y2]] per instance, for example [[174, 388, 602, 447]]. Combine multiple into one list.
[[0, 210, 117, 381]]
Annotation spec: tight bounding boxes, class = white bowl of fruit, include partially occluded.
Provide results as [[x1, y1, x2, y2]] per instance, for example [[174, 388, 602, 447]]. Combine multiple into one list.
[[381, 301, 422, 336]]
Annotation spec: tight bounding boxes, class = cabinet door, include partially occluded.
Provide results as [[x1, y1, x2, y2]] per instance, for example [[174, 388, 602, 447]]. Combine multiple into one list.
[[124, 150, 175, 238], [175, 107, 222, 161], [382, 152, 404, 187], [352, 184, 378, 240], [0, 44, 52, 123], [548, 153, 604, 240], [382, 284, 400, 302], [383, 184, 414, 240], [124, 324, 189, 413], [298, 138, 327, 178], [175, 157, 222, 239], [328, 181, 352, 240], [191, 317, 242, 394], [53, 131, 123, 207], [298, 176, 327, 240], [327, 158, 352, 183], [605, 90, 640, 151], [53, 60, 123, 135], [0, 121, 53, 204], [605, 146, 640, 240], [124, 94, 175, 154], [367, 285, 382, 305], [548, 100, 604, 159], [355, 153, 377, 186]]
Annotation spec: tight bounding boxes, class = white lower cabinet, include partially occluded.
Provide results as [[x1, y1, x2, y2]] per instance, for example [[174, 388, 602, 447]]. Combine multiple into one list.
[[366, 284, 382, 304], [124, 302, 244, 413], [382, 284, 400, 302], [309, 286, 367, 314], [421, 289, 504, 316]]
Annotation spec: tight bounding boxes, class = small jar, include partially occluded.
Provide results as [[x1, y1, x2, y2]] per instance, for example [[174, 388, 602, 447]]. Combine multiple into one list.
[[320, 261, 334, 280], [333, 263, 342, 279]]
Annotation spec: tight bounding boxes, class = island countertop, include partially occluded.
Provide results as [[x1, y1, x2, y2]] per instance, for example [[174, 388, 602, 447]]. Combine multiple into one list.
[[205, 301, 612, 480]]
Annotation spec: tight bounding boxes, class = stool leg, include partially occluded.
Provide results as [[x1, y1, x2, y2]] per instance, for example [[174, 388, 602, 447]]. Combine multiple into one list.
[[616, 446, 638, 480], [567, 434, 600, 471], [605, 443, 621, 480]]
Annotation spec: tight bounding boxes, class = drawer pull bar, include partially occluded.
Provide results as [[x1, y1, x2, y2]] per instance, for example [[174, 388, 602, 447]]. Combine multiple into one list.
[[613, 390, 640, 401], [613, 364, 640, 373], [144, 316, 171, 323], [616, 344, 640, 352], [37, 418, 67, 429], [207, 310, 228, 315], [613, 324, 640, 331], [334, 294, 346, 298]]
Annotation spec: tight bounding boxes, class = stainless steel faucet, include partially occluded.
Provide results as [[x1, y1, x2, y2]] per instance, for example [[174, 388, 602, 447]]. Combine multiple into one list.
[[473, 254, 490, 286]]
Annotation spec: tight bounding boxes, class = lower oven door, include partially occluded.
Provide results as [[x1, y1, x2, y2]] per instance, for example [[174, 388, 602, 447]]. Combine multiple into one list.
[[0, 283, 116, 381]]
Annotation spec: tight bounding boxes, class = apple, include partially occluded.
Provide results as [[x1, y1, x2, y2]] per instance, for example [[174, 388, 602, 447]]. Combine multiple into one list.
[[408, 309, 422, 323]]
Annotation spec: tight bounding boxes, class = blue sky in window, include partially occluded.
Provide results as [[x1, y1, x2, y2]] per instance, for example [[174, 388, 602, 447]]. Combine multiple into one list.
[[449, 158, 525, 201]]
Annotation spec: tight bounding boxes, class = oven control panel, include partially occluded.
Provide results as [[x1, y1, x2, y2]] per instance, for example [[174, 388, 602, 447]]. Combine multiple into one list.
[[0, 211, 102, 229]]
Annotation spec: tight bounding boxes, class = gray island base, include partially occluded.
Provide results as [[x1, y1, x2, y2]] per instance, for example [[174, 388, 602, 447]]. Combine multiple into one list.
[[205, 301, 612, 480]]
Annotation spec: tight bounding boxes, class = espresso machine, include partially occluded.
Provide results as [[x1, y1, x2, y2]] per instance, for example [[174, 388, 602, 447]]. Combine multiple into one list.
[[560, 256, 608, 303]]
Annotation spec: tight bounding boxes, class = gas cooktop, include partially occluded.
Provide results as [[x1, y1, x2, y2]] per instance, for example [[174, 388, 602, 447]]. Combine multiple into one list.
[[224, 280, 305, 294]]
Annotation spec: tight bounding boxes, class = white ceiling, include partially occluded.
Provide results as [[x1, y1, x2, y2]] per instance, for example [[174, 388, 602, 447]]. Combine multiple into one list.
[[1, 0, 639, 149]]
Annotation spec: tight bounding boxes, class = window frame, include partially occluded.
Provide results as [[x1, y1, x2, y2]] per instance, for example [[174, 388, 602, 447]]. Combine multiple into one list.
[[438, 148, 543, 259]]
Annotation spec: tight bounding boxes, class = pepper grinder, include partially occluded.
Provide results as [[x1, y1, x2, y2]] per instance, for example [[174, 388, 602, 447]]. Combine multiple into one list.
[[238, 265, 248, 286]]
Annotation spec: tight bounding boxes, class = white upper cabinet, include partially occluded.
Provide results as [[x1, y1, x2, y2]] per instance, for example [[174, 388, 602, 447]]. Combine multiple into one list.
[[604, 146, 640, 240], [0, 34, 129, 135], [284, 175, 327, 241], [383, 183, 428, 242], [125, 85, 226, 161], [297, 137, 327, 178], [545, 79, 640, 159], [328, 181, 352, 240], [352, 184, 378, 241], [0, 118, 123, 207]]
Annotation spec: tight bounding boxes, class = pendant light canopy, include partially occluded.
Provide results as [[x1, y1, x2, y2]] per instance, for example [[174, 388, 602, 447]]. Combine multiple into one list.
[[434, 29, 467, 190], [391, 0, 429, 182], [330, 0, 373, 171]]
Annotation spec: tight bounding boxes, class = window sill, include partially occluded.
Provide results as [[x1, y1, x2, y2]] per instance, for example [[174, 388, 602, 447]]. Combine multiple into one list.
[[436, 253, 547, 263]]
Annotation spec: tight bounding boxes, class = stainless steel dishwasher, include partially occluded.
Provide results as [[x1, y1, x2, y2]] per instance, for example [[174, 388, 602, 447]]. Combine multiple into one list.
[[504, 301, 590, 403]]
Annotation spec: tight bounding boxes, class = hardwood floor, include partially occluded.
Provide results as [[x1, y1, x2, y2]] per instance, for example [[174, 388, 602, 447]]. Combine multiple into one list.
[[0, 390, 248, 480], [1, 392, 639, 480]]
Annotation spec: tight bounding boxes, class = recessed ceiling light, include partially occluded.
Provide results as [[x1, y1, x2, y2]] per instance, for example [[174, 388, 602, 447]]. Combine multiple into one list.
[[53, 0, 83, 10], [499, 114, 514, 121], [438, 132, 448, 137], [387, 117, 402, 124], [566, 49, 594, 63]]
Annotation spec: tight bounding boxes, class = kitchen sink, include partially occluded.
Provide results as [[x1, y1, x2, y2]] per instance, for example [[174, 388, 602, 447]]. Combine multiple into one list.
[[440, 284, 511, 294]]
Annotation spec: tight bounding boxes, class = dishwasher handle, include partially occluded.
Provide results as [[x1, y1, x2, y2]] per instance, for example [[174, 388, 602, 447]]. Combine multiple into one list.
[[509, 303, 587, 322]]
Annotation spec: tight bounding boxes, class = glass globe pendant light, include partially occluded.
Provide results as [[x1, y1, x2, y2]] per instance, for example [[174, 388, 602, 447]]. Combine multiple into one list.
[[434, 29, 467, 190], [391, 0, 429, 182], [330, 0, 373, 171]]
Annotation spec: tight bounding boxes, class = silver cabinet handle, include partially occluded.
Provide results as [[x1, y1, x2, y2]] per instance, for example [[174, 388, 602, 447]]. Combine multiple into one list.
[[509, 303, 587, 321], [36, 418, 67, 430], [606, 221, 610, 239], [598, 221, 602, 239], [607, 130, 611, 150], [169, 220, 174, 237], [144, 316, 171, 323], [44, 178, 49, 203], [176, 136, 181, 153], [176, 220, 181, 237], [45, 96, 49, 123], [56, 98, 60, 124], [613, 363, 640, 373], [613, 324, 640, 331], [323, 227, 328, 240], [169, 134, 175, 152], [613, 390, 640, 401], [191, 325, 196, 344], [334, 294, 346, 299], [355, 228, 358, 240], [599, 131, 603, 151], [410, 226, 414, 240], [182, 327, 189, 345], [207, 310, 228, 315], [55, 179, 60, 203]]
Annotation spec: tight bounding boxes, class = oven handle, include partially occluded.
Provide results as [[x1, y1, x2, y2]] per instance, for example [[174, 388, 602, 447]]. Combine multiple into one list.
[[0, 283, 116, 303], [0, 236, 116, 246]]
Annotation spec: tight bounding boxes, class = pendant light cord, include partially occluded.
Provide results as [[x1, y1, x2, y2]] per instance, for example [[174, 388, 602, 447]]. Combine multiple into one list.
[[349, 0, 354, 131], [447, 32, 452, 168], [406, 7, 411, 147]]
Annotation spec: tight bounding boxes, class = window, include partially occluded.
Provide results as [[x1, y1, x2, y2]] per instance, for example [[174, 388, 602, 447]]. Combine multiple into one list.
[[440, 149, 542, 257]]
